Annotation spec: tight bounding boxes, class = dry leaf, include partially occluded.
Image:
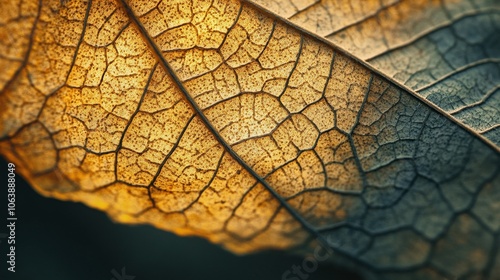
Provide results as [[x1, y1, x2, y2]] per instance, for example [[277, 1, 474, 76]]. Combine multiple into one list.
[[0, 0, 499, 279]]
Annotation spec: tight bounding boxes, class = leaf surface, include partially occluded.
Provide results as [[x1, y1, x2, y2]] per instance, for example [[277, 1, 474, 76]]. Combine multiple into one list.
[[250, 0, 500, 147], [0, 0, 499, 279]]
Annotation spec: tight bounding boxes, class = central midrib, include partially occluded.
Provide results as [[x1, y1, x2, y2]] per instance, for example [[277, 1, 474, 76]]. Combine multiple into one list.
[[117, 0, 329, 251]]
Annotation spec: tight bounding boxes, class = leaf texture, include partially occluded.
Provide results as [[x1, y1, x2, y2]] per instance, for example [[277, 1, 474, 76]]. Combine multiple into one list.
[[0, 0, 499, 279], [249, 0, 500, 147]]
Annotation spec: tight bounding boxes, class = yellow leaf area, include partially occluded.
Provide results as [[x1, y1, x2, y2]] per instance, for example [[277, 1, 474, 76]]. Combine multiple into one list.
[[0, 0, 499, 278]]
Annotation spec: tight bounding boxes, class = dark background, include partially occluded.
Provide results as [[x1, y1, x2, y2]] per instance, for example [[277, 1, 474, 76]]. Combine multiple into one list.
[[0, 157, 362, 280]]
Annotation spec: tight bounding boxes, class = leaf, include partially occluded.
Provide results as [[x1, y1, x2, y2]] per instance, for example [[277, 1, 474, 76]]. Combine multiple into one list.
[[249, 0, 500, 147], [0, 0, 499, 279]]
